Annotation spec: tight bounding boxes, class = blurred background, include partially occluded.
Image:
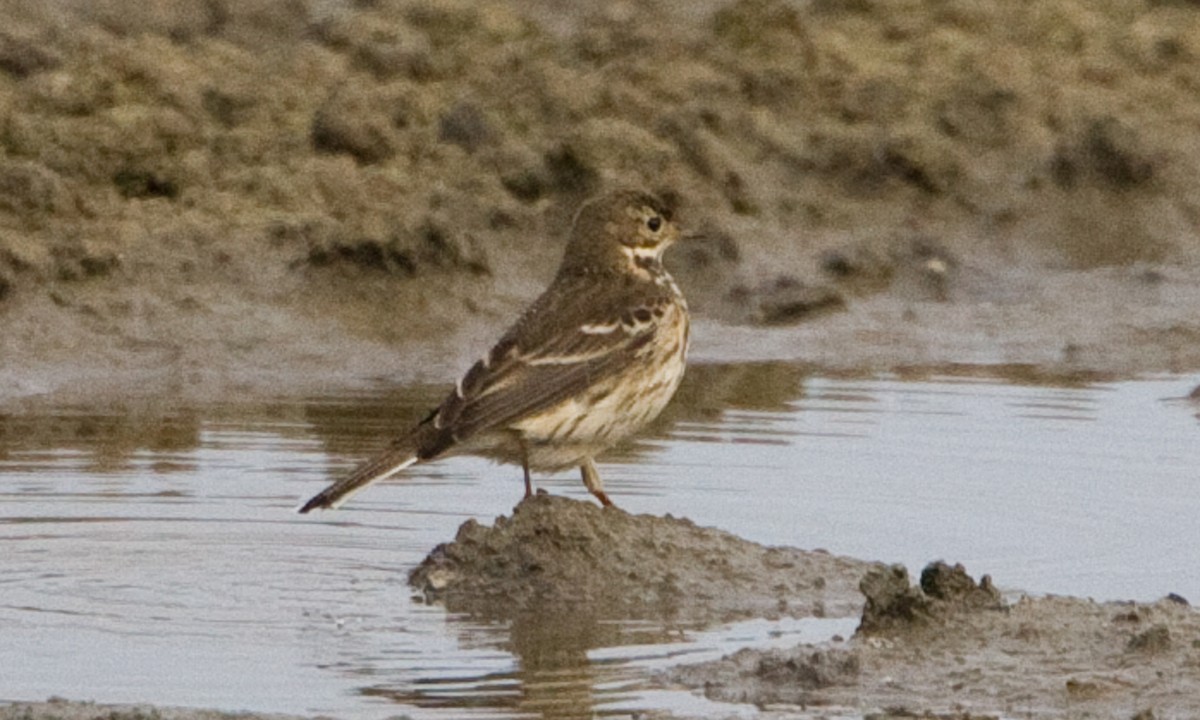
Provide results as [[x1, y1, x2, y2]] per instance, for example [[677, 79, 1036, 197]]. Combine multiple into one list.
[[2, 0, 1199, 399]]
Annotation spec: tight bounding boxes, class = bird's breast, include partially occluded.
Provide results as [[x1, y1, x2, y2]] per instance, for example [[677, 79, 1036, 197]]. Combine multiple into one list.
[[513, 297, 688, 454]]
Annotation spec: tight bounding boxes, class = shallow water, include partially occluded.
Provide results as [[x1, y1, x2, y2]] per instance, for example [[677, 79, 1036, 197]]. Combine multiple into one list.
[[3, 363, 1199, 718]]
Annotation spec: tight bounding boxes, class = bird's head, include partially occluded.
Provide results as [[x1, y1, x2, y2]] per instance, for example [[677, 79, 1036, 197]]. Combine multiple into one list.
[[560, 189, 681, 276]]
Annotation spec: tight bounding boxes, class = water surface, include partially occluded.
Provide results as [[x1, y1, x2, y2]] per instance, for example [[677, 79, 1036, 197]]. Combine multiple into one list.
[[3, 364, 1199, 718]]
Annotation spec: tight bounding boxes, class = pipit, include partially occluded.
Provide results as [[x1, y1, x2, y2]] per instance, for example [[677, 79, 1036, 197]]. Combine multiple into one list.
[[298, 188, 690, 513]]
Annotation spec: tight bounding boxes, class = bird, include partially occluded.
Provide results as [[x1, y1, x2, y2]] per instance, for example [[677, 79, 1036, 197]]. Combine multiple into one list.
[[298, 188, 690, 513]]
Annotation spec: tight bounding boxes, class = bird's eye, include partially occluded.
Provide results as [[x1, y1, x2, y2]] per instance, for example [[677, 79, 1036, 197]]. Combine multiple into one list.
[[646, 216, 662, 233]]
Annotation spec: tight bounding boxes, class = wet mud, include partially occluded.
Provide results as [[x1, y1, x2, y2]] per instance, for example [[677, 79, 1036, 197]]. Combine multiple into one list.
[[409, 506, 1200, 719], [664, 563, 1200, 719]]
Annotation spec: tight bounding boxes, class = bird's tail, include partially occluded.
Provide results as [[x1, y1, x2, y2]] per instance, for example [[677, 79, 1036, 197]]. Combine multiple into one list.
[[297, 444, 419, 513]]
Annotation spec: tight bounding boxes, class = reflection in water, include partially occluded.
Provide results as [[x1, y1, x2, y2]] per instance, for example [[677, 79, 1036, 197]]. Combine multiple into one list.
[[0, 406, 202, 473], [0, 362, 1118, 476], [506, 611, 601, 720], [366, 610, 624, 719], [0, 363, 811, 478], [359, 605, 723, 719], [2, 365, 1200, 719]]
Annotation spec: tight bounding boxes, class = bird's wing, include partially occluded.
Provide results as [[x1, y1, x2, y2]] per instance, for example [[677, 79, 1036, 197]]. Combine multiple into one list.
[[416, 279, 673, 457]]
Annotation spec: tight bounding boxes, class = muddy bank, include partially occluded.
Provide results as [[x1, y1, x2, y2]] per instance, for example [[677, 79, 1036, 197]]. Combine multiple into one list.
[[664, 563, 1200, 719], [3, 0, 1200, 401]]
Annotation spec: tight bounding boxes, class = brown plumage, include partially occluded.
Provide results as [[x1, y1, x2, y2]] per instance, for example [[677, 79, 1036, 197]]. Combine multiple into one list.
[[298, 189, 690, 513]]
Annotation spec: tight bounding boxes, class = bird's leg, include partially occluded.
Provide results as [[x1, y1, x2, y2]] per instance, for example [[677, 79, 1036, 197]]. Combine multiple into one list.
[[519, 437, 533, 499], [580, 458, 615, 508]]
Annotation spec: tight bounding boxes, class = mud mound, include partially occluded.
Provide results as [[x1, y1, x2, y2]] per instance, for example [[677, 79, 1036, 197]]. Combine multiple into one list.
[[408, 492, 872, 624], [858, 560, 1003, 634]]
